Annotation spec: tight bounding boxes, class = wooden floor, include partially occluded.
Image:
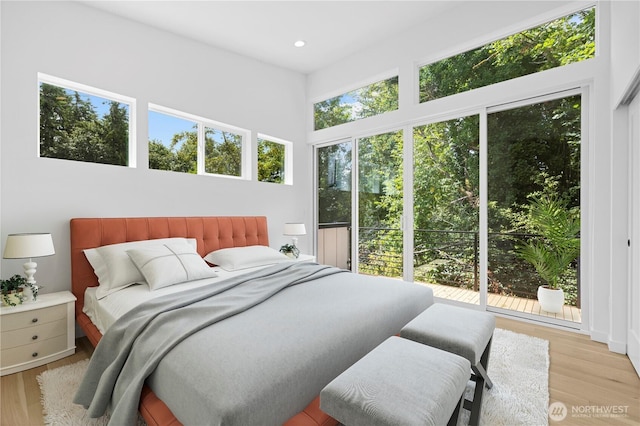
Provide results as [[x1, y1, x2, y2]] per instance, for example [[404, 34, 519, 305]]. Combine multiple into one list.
[[425, 282, 583, 323], [1, 317, 639, 425]]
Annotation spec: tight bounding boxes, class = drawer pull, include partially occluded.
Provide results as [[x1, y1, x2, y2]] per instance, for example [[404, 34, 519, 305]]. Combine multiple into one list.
[[32, 352, 38, 358], [32, 335, 38, 340], [32, 318, 39, 323]]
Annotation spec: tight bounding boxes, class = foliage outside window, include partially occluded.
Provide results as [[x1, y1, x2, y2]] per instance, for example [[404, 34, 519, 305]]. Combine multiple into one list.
[[257, 137, 289, 184], [419, 7, 595, 103], [39, 76, 132, 166], [148, 110, 197, 173], [318, 142, 352, 224], [205, 127, 242, 177], [357, 130, 404, 278], [148, 106, 247, 178], [314, 76, 399, 131], [412, 116, 480, 291]]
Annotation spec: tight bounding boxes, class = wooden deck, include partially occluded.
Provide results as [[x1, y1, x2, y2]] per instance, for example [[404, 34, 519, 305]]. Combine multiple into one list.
[[423, 282, 582, 324]]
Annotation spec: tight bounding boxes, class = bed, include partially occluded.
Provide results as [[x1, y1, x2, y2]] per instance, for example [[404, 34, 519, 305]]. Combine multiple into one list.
[[70, 216, 434, 425]]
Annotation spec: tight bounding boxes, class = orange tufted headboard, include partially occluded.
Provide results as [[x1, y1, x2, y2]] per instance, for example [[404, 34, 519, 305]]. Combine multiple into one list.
[[70, 216, 268, 326]]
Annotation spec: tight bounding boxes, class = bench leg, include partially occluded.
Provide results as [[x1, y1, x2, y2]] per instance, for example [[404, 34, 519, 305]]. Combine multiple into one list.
[[447, 394, 464, 426], [465, 336, 494, 426], [478, 336, 493, 389]]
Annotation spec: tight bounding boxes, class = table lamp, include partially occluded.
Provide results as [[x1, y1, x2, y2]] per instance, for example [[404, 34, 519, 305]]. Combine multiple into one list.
[[283, 223, 306, 247], [3, 233, 55, 286]]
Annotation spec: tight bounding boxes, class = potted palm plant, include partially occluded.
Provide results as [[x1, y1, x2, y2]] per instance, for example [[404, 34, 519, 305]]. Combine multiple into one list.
[[517, 193, 580, 313]]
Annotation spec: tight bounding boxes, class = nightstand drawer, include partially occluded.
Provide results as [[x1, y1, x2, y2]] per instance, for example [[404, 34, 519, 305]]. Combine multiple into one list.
[[1, 334, 67, 368], [0, 318, 66, 350], [0, 304, 66, 332]]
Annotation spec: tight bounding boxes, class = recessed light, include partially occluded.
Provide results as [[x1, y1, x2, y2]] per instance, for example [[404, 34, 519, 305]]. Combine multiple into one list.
[[294, 40, 306, 48]]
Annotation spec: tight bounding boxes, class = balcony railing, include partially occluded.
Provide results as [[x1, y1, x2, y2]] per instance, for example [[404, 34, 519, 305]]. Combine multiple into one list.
[[318, 223, 580, 308]]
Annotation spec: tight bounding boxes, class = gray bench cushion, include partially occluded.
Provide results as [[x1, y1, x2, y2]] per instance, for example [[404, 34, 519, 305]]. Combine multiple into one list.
[[400, 304, 495, 365], [320, 336, 470, 426]]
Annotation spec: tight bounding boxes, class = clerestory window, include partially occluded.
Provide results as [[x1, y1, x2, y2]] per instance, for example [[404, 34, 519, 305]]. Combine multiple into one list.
[[314, 76, 399, 131], [148, 105, 248, 179], [38, 74, 135, 166], [257, 136, 292, 185], [419, 7, 595, 103]]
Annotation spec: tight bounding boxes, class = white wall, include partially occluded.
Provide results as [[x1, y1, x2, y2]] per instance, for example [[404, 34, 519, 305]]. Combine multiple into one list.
[[307, 0, 628, 350], [0, 1, 311, 293], [611, 0, 640, 105], [609, 0, 640, 353]]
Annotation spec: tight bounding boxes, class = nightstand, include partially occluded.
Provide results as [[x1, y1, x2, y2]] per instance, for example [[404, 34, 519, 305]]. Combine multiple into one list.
[[0, 291, 76, 376], [294, 254, 316, 263]]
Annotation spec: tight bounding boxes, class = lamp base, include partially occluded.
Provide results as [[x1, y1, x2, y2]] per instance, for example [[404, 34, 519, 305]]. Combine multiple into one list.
[[23, 259, 38, 285]]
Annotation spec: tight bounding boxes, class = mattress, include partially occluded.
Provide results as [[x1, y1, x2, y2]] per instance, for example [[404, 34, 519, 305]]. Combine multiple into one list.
[[83, 265, 268, 333]]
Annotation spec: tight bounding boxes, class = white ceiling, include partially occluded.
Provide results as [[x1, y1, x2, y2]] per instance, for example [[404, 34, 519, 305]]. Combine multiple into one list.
[[81, 1, 456, 74]]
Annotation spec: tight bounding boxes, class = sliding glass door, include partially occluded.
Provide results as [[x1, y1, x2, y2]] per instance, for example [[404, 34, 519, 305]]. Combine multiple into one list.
[[357, 130, 403, 278], [486, 92, 582, 322], [412, 116, 480, 303], [315, 91, 583, 326], [317, 141, 352, 269]]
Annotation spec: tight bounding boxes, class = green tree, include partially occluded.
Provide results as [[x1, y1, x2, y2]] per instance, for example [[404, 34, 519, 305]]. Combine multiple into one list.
[[419, 7, 595, 103], [258, 139, 285, 183], [205, 130, 242, 176], [100, 101, 129, 166], [317, 143, 352, 224], [314, 77, 398, 130], [39, 83, 130, 166]]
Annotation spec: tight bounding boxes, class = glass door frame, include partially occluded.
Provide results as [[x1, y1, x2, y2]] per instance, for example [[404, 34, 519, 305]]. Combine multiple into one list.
[[482, 87, 588, 330], [313, 86, 589, 332]]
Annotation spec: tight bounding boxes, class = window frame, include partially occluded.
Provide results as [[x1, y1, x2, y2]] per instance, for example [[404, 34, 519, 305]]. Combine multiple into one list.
[[148, 103, 250, 180], [37, 73, 137, 167], [256, 134, 293, 185]]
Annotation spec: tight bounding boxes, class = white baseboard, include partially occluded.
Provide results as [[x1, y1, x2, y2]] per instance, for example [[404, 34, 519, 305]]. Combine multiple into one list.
[[608, 339, 627, 354]]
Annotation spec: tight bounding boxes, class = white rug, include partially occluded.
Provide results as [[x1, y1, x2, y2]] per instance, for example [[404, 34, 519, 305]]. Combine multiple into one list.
[[459, 328, 550, 426], [37, 359, 146, 426], [38, 328, 549, 426]]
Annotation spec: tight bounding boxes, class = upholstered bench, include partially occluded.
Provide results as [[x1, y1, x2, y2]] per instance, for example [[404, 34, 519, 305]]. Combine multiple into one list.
[[320, 336, 470, 426], [400, 303, 495, 426]]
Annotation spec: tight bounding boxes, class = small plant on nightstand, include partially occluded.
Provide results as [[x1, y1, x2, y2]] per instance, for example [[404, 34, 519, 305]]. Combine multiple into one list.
[[279, 244, 300, 259], [1, 274, 26, 306]]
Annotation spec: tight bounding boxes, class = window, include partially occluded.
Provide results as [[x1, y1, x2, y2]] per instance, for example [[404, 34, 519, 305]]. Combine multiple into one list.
[[257, 136, 291, 184], [413, 115, 480, 297], [314, 76, 399, 131], [487, 93, 581, 312], [38, 74, 134, 166], [205, 127, 242, 177], [148, 105, 249, 179], [419, 7, 595, 103], [357, 130, 404, 278], [148, 110, 197, 173]]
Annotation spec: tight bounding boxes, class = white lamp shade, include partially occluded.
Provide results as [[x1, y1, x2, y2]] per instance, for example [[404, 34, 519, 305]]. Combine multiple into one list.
[[283, 223, 306, 236], [3, 233, 55, 259]]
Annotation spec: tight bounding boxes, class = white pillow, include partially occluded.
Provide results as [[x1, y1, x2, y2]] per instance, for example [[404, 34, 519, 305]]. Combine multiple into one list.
[[84, 238, 197, 299], [126, 241, 218, 291], [204, 245, 290, 271]]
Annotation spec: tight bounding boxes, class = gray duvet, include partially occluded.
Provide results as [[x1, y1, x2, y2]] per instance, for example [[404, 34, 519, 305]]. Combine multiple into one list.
[[74, 262, 433, 425]]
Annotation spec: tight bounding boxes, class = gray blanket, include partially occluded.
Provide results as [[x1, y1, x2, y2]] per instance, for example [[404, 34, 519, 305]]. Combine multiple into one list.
[[74, 262, 344, 425]]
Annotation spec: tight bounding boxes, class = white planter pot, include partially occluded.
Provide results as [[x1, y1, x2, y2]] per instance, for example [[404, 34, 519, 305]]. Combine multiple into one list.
[[1, 290, 23, 307], [537, 285, 565, 313]]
